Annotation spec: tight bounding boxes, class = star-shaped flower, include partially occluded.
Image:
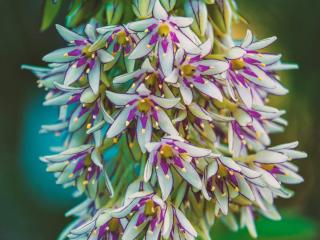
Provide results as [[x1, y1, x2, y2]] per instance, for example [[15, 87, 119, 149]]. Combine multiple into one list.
[[165, 48, 229, 105], [106, 84, 180, 152], [127, 0, 202, 76], [43, 24, 114, 94], [144, 135, 211, 199]]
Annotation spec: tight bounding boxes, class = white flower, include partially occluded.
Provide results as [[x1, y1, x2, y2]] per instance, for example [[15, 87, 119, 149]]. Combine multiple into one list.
[[106, 84, 180, 152], [165, 48, 229, 105], [43, 24, 114, 94], [127, 0, 202, 76], [145, 135, 211, 199]]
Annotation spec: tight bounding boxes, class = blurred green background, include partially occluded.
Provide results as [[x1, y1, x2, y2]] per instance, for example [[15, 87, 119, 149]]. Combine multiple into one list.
[[0, 0, 319, 239]]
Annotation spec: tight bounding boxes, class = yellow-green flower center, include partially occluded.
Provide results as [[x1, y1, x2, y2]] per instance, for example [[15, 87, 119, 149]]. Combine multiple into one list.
[[181, 64, 196, 77], [144, 200, 156, 216], [160, 144, 174, 158], [137, 98, 152, 113], [108, 218, 120, 232], [82, 45, 93, 58], [158, 23, 170, 37], [117, 31, 128, 45], [230, 59, 245, 70], [145, 73, 158, 87]]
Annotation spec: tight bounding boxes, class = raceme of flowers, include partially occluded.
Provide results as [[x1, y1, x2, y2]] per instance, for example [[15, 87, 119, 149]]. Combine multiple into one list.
[[24, 0, 306, 239]]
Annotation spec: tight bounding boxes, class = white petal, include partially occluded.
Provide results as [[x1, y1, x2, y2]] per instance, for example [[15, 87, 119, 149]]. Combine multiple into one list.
[[64, 64, 85, 86], [122, 212, 148, 240], [56, 24, 85, 42], [137, 117, 152, 153], [113, 70, 142, 84], [194, 81, 223, 101], [157, 165, 173, 200], [226, 47, 246, 60], [241, 29, 253, 48], [88, 62, 101, 94], [129, 33, 154, 59], [180, 81, 193, 105], [165, 69, 179, 83], [97, 49, 114, 63], [247, 36, 277, 51], [159, 40, 174, 76], [43, 47, 77, 63], [157, 108, 179, 135], [174, 29, 201, 55], [170, 16, 193, 27], [236, 84, 252, 108], [219, 156, 241, 172], [105, 91, 137, 105], [255, 150, 288, 164], [176, 161, 202, 189], [175, 141, 211, 157], [162, 204, 173, 238], [152, 96, 180, 109], [106, 107, 131, 138], [175, 208, 197, 237], [153, 0, 168, 19], [127, 19, 157, 32]]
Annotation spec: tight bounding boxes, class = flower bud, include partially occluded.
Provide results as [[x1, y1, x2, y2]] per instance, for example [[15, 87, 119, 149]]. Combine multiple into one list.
[[132, 0, 155, 19], [160, 0, 176, 11], [106, 0, 124, 25], [184, 0, 208, 37]]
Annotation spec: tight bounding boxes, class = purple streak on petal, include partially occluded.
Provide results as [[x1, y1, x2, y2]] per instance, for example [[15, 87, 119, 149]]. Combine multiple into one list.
[[247, 109, 261, 119], [270, 166, 284, 175], [67, 93, 81, 104], [78, 106, 90, 117], [74, 40, 87, 46], [243, 67, 258, 78], [161, 38, 169, 53], [197, 64, 210, 72], [244, 57, 260, 65], [150, 216, 158, 231], [127, 108, 137, 121], [87, 165, 96, 180], [193, 75, 205, 84], [70, 151, 88, 160], [98, 223, 107, 238], [127, 99, 138, 106], [153, 153, 159, 166], [170, 31, 180, 44], [77, 56, 88, 67], [152, 109, 158, 122], [140, 114, 148, 129], [68, 48, 82, 56], [136, 213, 146, 227], [229, 174, 238, 186], [149, 33, 159, 45], [236, 73, 247, 86], [160, 160, 169, 175], [73, 158, 85, 173], [189, 55, 201, 64], [215, 178, 224, 193], [173, 156, 184, 169], [87, 60, 96, 70], [148, 24, 158, 32]]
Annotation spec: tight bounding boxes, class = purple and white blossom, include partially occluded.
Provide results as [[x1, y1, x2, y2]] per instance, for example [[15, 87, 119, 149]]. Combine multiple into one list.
[[127, 0, 202, 76], [43, 24, 114, 94], [96, 25, 139, 72], [145, 135, 211, 199], [165, 48, 229, 105], [106, 84, 180, 152], [40, 144, 114, 198], [221, 30, 297, 108]]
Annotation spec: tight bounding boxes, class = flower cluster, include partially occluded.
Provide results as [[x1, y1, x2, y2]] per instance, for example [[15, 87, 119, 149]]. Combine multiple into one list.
[[24, 0, 306, 239]]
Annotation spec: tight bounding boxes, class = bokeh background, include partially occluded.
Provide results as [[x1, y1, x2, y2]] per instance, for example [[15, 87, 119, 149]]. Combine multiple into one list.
[[0, 0, 319, 239]]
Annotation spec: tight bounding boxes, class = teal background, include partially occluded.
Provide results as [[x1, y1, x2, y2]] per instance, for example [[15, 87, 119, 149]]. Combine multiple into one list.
[[0, 0, 319, 239]]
